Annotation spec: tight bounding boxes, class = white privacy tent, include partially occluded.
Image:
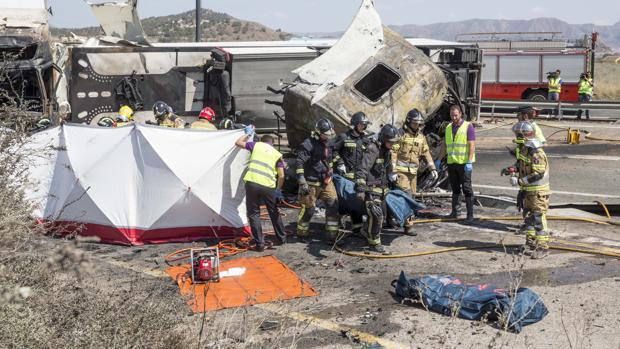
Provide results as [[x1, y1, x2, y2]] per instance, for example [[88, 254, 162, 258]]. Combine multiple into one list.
[[26, 124, 250, 245]]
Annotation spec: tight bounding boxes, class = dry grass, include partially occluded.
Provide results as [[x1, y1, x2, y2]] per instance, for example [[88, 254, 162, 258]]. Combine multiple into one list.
[[594, 61, 620, 101]]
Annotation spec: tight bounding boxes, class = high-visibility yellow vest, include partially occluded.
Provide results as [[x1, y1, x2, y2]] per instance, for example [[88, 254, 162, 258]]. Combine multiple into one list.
[[243, 142, 282, 188], [445, 121, 475, 165], [548, 78, 561, 93], [190, 120, 217, 130], [578, 79, 593, 96]]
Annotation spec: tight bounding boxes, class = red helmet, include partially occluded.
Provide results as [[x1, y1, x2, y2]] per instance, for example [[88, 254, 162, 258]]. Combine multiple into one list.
[[199, 107, 216, 122]]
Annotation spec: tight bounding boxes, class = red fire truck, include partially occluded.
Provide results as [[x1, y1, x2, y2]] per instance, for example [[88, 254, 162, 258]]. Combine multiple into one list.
[[460, 32, 597, 102]]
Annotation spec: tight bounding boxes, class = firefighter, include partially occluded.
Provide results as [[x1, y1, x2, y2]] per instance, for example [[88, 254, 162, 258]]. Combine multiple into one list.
[[393, 109, 438, 195], [235, 127, 287, 252], [437, 105, 476, 223], [295, 118, 340, 242], [547, 70, 563, 118], [392, 109, 438, 235], [116, 105, 134, 127], [516, 106, 546, 145], [508, 121, 551, 259], [355, 124, 399, 253], [332, 111, 373, 235], [577, 73, 593, 120], [152, 101, 184, 128], [190, 107, 218, 130]]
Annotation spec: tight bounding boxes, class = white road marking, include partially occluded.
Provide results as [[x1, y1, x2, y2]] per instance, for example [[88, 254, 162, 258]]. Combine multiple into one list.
[[473, 184, 620, 199], [477, 150, 620, 161]]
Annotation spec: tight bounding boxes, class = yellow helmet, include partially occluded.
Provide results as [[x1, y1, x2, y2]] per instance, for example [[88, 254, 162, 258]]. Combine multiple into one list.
[[119, 105, 134, 120]]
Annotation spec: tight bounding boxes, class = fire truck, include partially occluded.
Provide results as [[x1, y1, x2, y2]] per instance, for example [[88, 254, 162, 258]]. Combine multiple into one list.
[[459, 32, 597, 102]]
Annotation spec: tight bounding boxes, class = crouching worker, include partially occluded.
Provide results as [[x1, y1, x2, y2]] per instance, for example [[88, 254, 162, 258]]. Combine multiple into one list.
[[235, 126, 287, 252], [355, 124, 399, 253], [511, 121, 551, 259], [295, 118, 340, 243]]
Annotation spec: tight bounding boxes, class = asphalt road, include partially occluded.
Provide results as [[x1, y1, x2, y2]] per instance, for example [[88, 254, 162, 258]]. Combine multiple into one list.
[[473, 119, 620, 204]]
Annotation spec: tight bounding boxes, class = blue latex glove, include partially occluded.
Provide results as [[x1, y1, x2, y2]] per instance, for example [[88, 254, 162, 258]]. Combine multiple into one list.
[[244, 125, 255, 135], [434, 159, 442, 169], [274, 188, 284, 201], [464, 162, 473, 173]]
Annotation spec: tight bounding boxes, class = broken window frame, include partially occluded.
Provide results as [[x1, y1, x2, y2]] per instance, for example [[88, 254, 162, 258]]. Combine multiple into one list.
[[352, 62, 402, 105]]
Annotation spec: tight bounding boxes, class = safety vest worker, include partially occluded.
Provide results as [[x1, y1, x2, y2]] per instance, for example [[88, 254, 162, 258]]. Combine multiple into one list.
[[235, 130, 286, 252]]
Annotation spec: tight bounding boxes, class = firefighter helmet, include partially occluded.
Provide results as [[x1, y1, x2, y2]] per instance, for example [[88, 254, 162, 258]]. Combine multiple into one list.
[[315, 118, 334, 136], [152, 101, 171, 119], [199, 107, 216, 122], [118, 105, 134, 121], [405, 109, 424, 124], [378, 124, 400, 143], [512, 121, 535, 139], [97, 116, 116, 128], [350, 112, 371, 127]]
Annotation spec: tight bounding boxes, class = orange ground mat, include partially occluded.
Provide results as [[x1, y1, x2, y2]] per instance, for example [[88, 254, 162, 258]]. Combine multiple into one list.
[[166, 255, 318, 312]]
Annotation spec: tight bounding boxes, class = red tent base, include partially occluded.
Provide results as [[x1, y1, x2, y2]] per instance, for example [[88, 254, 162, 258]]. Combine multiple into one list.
[[39, 220, 251, 245]]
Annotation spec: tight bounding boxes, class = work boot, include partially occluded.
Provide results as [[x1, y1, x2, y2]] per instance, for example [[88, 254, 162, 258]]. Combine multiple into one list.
[[254, 244, 265, 253], [447, 195, 461, 218], [463, 196, 475, 224], [369, 244, 389, 255]]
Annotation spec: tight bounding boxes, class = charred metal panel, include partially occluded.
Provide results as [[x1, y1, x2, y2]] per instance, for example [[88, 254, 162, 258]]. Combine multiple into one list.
[[283, 25, 448, 147], [67, 46, 233, 124]]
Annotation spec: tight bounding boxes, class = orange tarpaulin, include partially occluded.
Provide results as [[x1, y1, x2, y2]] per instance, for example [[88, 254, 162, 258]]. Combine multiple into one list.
[[166, 255, 318, 312]]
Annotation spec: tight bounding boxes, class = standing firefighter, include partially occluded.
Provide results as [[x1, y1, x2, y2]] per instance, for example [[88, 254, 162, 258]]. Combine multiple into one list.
[[356, 124, 399, 253], [510, 121, 551, 259], [438, 105, 476, 223], [295, 118, 340, 242], [577, 73, 593, 120], [516, 106, 546, 145], [392, 109, 438, 234], [332, 111, 373, 235], [235, 127, 287, 252]]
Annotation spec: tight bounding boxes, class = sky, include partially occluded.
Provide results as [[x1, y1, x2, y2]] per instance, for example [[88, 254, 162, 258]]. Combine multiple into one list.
[[48, 0, 620, 32]]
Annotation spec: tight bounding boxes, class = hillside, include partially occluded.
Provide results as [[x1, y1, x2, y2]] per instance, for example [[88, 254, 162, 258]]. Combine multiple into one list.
[[299, 18, 620, 51], [51, 9, 291, 43]]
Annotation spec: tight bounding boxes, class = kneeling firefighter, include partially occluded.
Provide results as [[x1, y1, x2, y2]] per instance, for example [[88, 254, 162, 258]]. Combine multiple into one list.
[[332, 111, 373, 235], [355, 124, 400, 253], [507, 121, 551, 259], [295, 118, 340, 242]]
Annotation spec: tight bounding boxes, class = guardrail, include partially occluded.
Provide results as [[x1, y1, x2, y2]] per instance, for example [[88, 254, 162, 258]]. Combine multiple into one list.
[[480, 99, 620, 120]]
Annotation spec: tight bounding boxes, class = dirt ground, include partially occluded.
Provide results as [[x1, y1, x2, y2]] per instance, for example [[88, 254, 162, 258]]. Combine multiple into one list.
[[5, 201, 618, 349], [3, 119, 620, 349]]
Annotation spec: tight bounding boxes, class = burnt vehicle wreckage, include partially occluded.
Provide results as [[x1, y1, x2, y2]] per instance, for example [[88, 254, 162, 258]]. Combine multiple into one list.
[[1, 0, 482, 191]]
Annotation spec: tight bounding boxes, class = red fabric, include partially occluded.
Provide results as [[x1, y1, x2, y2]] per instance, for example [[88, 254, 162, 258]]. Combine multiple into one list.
[[41, 221, 250, 246]]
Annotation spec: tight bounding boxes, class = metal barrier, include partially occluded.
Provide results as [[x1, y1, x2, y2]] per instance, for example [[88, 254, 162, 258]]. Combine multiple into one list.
[[480, 99, 620, 120]]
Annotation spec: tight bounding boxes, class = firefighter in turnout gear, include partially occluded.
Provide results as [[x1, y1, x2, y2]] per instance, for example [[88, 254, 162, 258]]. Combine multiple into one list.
[[152, 101, 184, 128], [332, 111, 373, 235], [508, 121, 551, 259], [191, 107, 218, 130], [355, 124, 399, 253], [392, 109, 438, 235], [295, 118, 340, 242], [116, 105, 134, 127]]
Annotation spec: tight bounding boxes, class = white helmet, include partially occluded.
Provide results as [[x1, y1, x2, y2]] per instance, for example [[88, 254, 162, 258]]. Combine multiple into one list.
[[525, 138, 543, 149]]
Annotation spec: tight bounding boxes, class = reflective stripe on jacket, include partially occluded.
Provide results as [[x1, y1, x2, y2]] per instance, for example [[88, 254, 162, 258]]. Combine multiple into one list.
[[243, 142, 282, 188]]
